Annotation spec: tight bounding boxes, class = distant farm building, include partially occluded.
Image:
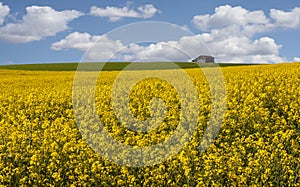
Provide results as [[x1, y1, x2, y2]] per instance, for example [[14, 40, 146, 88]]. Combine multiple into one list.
[[192, 55, 215, 63]]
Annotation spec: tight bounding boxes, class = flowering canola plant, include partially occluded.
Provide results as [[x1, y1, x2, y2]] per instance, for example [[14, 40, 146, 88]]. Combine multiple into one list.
[[0, 63, 299, 186]]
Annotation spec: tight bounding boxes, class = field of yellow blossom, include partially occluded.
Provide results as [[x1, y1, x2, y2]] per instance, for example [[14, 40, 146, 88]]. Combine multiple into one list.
[[0, 63, 299, 186]]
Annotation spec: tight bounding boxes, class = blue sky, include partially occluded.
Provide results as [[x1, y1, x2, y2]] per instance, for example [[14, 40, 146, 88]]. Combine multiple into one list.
[[0, 0, 300, 64]]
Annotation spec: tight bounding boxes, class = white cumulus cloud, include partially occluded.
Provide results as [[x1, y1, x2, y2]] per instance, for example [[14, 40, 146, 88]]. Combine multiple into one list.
[[192, 5, 269, 31], [192, 4, 300, 33], [51, 32, 96, 51], [51, 5, 300, 63], [51, 32, 125, 61], [270, 7, 300, 28], [190, 5, 300, 63], [90, 4, 160, 22], [0, 6, 83, 43], [203, 35, 284, 63]]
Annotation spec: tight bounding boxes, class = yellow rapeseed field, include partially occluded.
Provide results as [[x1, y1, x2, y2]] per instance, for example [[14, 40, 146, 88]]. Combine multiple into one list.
[[0, 63, 299, 186]]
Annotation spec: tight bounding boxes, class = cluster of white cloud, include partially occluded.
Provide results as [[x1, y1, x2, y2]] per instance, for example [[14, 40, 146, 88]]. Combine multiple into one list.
[[191, 5, 300, 63], [1, 2, 300, 63], [270, 7, 300, 28], [52, 5, 300, 63], [51, 32, 125, 61], [198, 34, 283, 63], [90, 4, 160, 22], [192, 5, 269, 32], [0, 6, 83, 43], [51, 31, 213, 62], [51, 32, 284, 63], [193, 5, 300, 33], [82, 5, 300, 63], [0, 3, 159, 44]]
